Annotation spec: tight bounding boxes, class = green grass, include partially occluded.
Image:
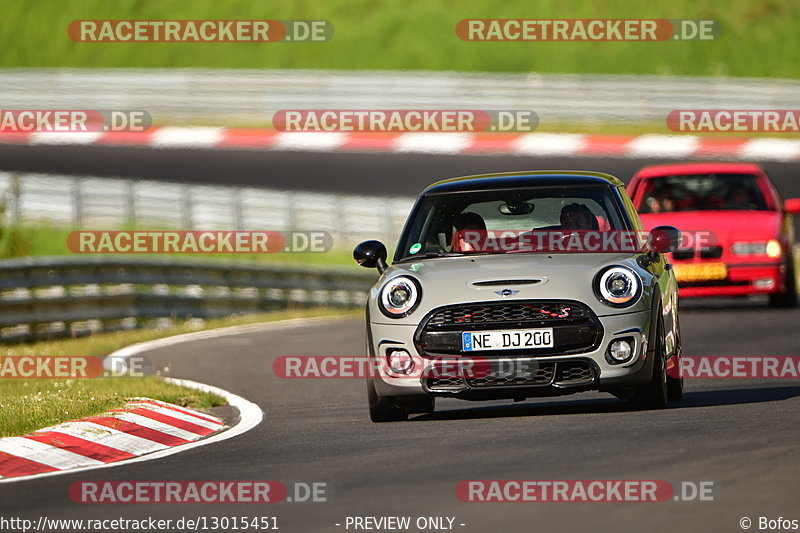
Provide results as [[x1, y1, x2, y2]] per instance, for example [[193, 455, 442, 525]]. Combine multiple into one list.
[[1, 0, 799, 78], [0, 376, 222, 438], [0, 307, 358, 436]]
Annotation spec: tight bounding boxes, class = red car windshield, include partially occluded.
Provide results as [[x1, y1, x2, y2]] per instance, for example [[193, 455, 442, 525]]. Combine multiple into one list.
[[637, 173, 769, 213]]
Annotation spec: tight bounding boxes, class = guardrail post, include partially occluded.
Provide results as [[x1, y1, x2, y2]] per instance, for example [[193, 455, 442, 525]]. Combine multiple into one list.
[[233, 188, 244, 231], [125, 180, 137, 227], [72, 177, 83, 228], [182, 186, 194, 230], [335, 195, 347, 249], [8, 172, 21, 225]]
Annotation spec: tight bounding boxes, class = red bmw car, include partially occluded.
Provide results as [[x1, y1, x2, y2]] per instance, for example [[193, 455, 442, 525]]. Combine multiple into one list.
[[628, 162, 800, 306]]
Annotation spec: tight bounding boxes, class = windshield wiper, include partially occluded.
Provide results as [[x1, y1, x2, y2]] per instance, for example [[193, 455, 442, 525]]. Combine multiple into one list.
[[398, 251, 463, 262]]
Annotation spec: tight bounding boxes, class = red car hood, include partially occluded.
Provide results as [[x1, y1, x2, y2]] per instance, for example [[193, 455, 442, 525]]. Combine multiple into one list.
[[639, 210, 781, 243]]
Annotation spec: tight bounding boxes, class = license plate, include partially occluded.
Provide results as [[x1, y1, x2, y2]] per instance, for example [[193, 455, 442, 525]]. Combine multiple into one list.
[[673, 262, 728, 282], [462, 328, 554, 351]]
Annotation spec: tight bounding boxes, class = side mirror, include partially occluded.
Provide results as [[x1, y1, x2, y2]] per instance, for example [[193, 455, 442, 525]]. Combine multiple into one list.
[[353, 240, 388, 273], [784, 198, 800, 215], [649, 226, 682, 254]]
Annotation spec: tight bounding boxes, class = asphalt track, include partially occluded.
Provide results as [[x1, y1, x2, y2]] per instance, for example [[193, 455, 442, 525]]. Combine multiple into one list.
[[1, 142, 800, 198], [1, 147, 799, 532], [2, 305, 800, 533]]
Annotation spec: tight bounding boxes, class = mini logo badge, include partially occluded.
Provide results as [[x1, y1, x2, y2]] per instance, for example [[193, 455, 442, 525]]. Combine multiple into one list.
[[495, 289, 519, 297]]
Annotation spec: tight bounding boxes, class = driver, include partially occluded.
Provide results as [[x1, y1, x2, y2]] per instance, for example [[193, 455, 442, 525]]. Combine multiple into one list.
[[726, 184, 754, 208], [559, 203, 597, 231], [451, 212, 486, 252]]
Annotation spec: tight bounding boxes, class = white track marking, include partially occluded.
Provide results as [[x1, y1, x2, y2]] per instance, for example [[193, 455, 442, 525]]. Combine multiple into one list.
[[29, 131, 103, 145], [150, 127, 224, 148], [626, 134, 701, 158], [33, 421, 168, 455], [513, 133, 586, 156], [107, 411, 203, 440], [0, 438, 104, 470], [125, 402, 223, 430], [739, 139, 800, 161], [393, 132, 474, 154], [272, 132, 347, 151]]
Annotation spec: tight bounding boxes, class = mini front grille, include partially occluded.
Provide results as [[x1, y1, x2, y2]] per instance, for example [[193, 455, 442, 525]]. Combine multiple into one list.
[[672, 249, 695, 260], [416, 300, 603, 357], [426, 301, 591, 327], [424, 360, 594, 391], [555, 361, 594, 384], [466, 364, 554, 388]]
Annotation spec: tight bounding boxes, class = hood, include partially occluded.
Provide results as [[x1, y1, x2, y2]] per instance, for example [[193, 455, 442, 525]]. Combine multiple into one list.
[[639, 210, 781, 244], [370, 252, 655, 324]]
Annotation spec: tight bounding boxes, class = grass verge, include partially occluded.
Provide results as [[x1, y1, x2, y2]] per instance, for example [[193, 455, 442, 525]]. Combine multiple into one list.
[[1, 0, 799, 78], [0, 376, 221, 438], [0, 307, 358, 437]]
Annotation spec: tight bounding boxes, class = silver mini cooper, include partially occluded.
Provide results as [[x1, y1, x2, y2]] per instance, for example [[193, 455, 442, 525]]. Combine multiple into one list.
[[354, 171, 683, 422]]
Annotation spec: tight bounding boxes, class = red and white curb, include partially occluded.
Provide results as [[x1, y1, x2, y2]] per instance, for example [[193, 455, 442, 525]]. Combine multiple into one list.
[[0, 317, 334, 483], [0, 378, 262, 483], [1, 127, 799, 161], [0, 398, 224, 479]]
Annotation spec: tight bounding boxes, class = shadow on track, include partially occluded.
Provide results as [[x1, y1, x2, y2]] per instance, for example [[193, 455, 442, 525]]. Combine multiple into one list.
[[679, 296, 771, 312], [411, 385, 800, 422]]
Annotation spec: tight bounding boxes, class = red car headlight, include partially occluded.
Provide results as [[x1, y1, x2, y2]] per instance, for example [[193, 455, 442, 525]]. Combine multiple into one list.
[[731, 240, 782, 258]]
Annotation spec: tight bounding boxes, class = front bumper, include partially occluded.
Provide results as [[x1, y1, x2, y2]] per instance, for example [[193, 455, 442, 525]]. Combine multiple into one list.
[[677, 262, 784, 298], [369, 309, 653, 400]]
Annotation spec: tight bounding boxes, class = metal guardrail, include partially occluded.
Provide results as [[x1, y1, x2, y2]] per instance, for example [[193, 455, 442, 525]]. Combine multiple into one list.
[[0, 256, 376, 343], [0, 172, 415, 249], [1, 69, 799, 124]]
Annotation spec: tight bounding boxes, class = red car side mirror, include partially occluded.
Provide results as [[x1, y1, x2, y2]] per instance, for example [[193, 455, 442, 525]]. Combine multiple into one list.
[[785, 198, 800, 215]]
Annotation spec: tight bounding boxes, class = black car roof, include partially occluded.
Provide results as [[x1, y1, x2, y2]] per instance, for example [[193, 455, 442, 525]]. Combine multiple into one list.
[[422, 171, 624, 195]]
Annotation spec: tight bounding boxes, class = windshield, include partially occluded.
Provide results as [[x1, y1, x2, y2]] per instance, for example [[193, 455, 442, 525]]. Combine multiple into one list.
[[394, 185, 630, 262], [637, 173, 769, 213]]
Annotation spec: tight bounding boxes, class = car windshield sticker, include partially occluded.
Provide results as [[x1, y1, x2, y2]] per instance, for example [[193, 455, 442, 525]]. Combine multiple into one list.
[[409, 243, 422, 254]]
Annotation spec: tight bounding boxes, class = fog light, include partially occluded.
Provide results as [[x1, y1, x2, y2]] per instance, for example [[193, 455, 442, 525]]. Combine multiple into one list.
[[754, 278, 776, 290], [386, 349, 414, 374], [608, 339, 633, 364]]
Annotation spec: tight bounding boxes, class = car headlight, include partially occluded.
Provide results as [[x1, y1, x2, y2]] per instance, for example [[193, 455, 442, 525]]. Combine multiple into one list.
[[594, 266, 642, 308], [731, 239, 782, 258], [378, 276, 421, 318]]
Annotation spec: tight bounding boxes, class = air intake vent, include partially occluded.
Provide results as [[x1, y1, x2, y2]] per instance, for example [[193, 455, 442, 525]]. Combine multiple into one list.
[[471, 279, 541, 287]]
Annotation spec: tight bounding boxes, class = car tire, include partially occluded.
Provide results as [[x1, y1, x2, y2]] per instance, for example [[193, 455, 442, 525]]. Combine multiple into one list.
[[402, 396, 435, 415], [769, 256, 797, 308], [629, 317, 669, 410], [667, 316, 684, 401], [367, 379, 409, 423], [667, 366, 684, 401]]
